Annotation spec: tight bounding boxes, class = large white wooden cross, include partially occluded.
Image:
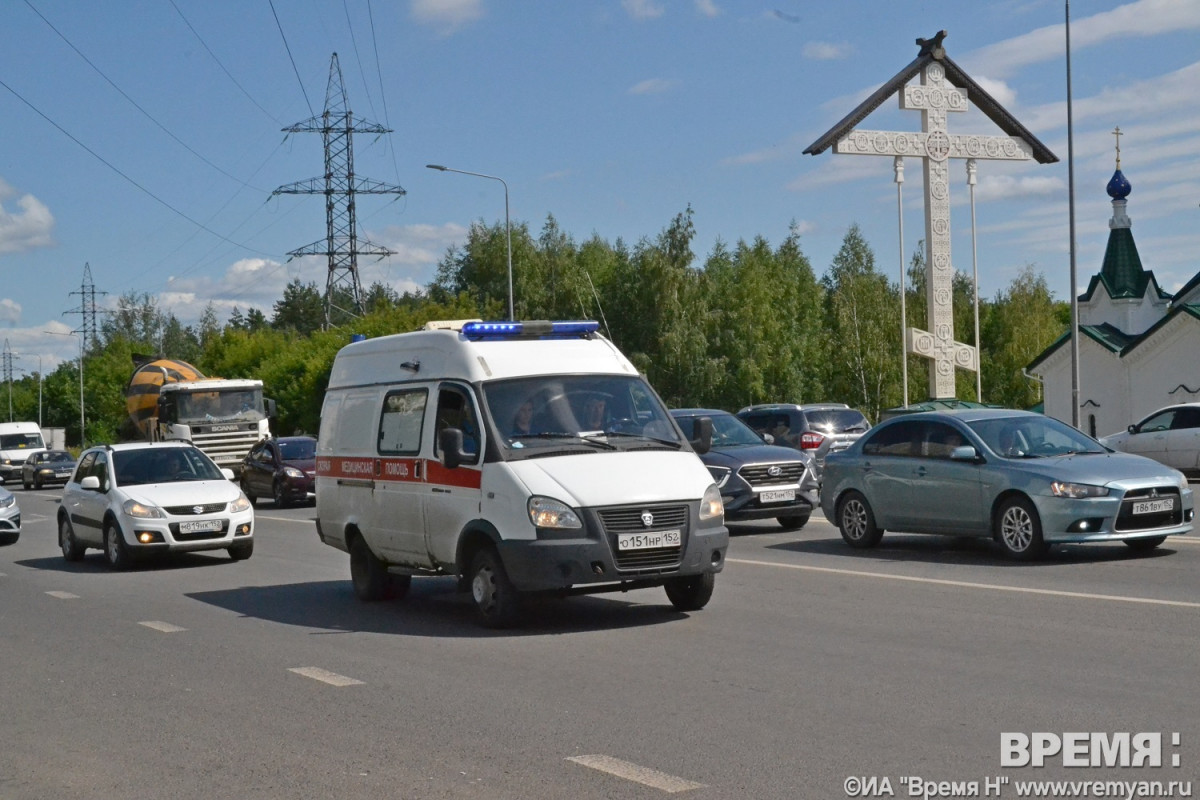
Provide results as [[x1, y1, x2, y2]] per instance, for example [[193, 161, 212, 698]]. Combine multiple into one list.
[[833, 61, 1034, 399]]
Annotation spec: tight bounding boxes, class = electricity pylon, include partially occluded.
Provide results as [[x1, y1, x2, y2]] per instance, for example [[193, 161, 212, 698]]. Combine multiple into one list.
[[272, 53, 406, 328]]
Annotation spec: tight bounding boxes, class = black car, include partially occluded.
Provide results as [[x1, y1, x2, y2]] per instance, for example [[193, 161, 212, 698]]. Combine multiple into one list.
[[671, 409, 819, 530], [239, 435, 317, 508], [21, 449, 76, 490]]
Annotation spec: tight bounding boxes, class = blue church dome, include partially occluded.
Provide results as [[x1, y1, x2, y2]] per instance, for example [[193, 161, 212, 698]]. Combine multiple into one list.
[[1107, 168, 1131, 199]]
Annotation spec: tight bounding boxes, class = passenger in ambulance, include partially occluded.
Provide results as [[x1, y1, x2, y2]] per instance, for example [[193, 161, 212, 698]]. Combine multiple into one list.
[[582, 396, 607, 431], [510, 399, 535, 437]]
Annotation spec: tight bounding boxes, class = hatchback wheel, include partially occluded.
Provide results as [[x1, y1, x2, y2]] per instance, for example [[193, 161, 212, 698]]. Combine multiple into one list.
[[837, 491, 883, 548], [59, 517, 85, 561], [777, 514, 810, 531], [273, 480, 290, 509], [995, 496, 1047, 561], [104, 522, 132, 570]]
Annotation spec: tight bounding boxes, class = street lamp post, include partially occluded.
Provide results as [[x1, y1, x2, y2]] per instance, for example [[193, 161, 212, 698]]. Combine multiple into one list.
[[426, 164, 514, 320], [46, 332, 84, 447]]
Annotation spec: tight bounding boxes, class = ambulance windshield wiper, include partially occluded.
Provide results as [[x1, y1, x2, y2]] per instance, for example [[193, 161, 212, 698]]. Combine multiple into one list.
[[511, 432, 617, 450], [598, 431, 684, 449]]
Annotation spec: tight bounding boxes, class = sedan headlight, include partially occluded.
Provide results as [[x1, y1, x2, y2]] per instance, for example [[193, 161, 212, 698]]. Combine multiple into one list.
[[0, 494, 15, 509], [528, 496, 582, 529], [699, 483, 724, 521], [1050, 481, 1109, 499], [123, 499, 165, 518], [230, 494, 252, 513]]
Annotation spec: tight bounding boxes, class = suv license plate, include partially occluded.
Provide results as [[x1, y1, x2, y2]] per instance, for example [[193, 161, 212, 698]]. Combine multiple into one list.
[[759, 489, 796, 504], [1132, 498, 1174, 515], [179, 519, 223, 533], [617, 529, 681, 551]]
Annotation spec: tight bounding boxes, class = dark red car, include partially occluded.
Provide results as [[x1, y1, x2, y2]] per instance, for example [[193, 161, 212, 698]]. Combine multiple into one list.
[[239, 436, 316, 508]]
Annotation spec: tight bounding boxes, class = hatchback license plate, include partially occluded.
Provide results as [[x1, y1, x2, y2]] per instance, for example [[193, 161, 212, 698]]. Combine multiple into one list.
[[759, 489, 796, 504], [617, 529, 681, 551], [179, 519, 223, 533], [1132, 498, 1174, 515]]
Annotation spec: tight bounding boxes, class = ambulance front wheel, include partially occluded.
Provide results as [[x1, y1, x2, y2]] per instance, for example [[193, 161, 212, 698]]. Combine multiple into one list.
[[664, 571, 715, 612], [469, 547, 522, 628]]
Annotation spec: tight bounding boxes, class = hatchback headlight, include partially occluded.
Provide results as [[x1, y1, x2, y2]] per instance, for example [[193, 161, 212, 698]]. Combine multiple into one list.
[[699, 483, 724, 521], [230, 494, 252, 513], [0, 494, 15, 509], [123, 499, 165, 518], [528, 496, 582, 529], [1050, 481, 1109, 498], [284, 467, 305, 479]]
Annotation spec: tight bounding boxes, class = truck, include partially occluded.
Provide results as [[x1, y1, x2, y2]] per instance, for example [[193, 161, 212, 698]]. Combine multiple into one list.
[[123, 357, 274, 475]]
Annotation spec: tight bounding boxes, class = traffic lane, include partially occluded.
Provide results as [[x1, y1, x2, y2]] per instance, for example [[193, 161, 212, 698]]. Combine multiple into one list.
[[728, 512, 1200, 607], [6, 503, 1200, 798]]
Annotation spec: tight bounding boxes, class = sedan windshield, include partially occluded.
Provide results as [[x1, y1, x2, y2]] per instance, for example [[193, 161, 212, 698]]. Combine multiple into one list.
[[483, 375, 681, 453], [967, 415, 1106, 458], [113, 447, 226, 485]]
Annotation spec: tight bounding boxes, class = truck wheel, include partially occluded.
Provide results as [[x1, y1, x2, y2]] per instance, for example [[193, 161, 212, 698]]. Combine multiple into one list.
[[350, 536, 396, 602], [469, 548, 521, 628], [104, 522, 132, 570], [664, 572, 715, 611]]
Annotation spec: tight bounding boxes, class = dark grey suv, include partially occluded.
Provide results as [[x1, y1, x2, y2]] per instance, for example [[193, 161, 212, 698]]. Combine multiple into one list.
[[736, 403, 871, 484], [671, 409, 819, 530]]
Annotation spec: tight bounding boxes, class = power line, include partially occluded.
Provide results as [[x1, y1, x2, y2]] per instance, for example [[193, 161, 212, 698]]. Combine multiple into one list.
[[269, 0, 314, 117]]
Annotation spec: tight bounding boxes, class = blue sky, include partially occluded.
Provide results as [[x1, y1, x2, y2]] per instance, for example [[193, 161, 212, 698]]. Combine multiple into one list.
[[2, 0, 1199, 371]]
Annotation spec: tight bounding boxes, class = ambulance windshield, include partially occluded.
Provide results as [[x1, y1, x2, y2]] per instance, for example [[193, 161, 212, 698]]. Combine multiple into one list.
[[483, 375, 682, 452]]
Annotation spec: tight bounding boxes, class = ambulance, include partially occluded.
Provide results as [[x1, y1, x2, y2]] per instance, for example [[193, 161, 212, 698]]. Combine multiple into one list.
[[315, 320, 729, 627]]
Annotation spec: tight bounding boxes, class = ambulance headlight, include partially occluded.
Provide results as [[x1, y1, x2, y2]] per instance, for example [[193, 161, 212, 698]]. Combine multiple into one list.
[[528, 496, 582, 529], [698, 483, 724, 521]]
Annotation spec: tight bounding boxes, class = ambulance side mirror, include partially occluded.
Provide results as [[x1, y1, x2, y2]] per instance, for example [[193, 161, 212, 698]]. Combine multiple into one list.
[[690, 416, 713, 456], [439, 427, 465, 469]]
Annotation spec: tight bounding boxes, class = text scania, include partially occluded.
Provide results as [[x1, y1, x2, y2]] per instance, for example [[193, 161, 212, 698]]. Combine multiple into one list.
[[1002, 733, 1167, 768]]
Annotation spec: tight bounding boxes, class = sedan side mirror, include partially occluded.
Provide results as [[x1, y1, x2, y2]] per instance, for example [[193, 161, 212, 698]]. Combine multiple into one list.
[[950, 445, 981, 462], [1128, 424, 1137, 434]]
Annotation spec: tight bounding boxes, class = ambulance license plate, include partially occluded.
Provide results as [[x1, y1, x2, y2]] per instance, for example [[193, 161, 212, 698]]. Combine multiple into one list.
[[759, 489, 795, 504], [617, 529, 681, 551], [179, 519, 223, 533]]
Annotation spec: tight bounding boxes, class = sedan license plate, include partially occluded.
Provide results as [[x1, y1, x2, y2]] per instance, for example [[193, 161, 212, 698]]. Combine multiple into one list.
[[617, 529, 681, 551], [1132, 498, 1174, 515], [179, 519, 223, 534], [759, 489, 796, 504]]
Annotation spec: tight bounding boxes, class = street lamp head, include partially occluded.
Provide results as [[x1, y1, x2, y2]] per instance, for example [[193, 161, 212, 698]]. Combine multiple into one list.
[[426, 164, 446, 171]]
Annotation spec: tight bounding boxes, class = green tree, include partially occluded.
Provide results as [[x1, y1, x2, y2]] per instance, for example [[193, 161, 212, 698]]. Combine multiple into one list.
[[272, 279, 324, 335], [981, 266, 1067, 410]]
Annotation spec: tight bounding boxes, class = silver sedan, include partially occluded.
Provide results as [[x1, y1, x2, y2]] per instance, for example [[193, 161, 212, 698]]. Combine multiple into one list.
[[820, 409, 1194, 560]]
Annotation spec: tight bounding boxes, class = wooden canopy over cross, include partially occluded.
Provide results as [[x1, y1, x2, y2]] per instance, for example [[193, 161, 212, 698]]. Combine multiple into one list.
[[805, 31, 1057, 400]]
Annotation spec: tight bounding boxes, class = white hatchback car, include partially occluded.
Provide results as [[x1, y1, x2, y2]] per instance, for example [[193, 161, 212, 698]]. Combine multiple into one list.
[[58, 441, 254, 568]]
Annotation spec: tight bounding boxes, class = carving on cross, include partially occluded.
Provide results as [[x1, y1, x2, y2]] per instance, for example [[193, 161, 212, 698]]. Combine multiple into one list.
[[832, 60, 1033, 399]]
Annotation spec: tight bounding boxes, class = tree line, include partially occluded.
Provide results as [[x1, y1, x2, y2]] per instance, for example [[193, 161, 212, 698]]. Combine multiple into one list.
[[12, 207, 1067, 448]]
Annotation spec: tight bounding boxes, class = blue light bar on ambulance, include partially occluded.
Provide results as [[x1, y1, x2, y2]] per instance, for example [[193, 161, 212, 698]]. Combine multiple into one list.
[[460, 320, 600, 340]]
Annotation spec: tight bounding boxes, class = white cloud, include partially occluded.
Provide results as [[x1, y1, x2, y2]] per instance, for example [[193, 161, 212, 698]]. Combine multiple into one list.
[[410, 0, 483, 33], [623, 0, 664, 20], [0, 298, 21, 325], [694, 0, 719, 18], [972, 174, 1065, 203], [971, 76, 1017, 110], [628, 78, 677, 95], [967, 0, 1200, 78], [0, 180, 54, 255], [802, 41, 851, 61]]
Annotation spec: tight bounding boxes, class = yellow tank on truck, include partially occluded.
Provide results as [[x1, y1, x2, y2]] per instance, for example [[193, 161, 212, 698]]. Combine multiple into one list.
[[124, 358, 207, 440]]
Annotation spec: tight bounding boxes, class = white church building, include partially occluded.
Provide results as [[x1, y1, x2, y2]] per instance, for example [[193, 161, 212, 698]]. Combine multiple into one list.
[[1028, 158, 1198, 440]]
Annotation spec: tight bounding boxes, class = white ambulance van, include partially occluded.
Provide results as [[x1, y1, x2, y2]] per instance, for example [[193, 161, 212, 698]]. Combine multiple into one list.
[[0, 421, 47, 485], [316, 320, 728, 627]]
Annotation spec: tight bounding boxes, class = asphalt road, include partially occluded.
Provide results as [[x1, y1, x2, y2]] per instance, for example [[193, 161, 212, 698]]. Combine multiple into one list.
[[2, 486, 1198, 800]]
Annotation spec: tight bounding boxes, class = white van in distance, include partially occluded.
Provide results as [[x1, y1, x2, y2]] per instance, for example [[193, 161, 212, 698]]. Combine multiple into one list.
[[0, 422, 47, 485], [316, 320, 729, 627]]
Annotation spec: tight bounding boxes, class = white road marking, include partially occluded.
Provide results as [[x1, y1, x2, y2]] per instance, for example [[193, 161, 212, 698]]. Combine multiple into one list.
[[46, 590, 79, 599], [139, 621, 186, 633], [288, 667, 364, 687], [567, 755, 706, 793], [729, 558, 1200, 609]]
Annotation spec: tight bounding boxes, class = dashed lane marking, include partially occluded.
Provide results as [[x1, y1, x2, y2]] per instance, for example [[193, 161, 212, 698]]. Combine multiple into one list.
[[46, 591, 79, 599], [728, 558, 1200, 609], [288, 667, 364, 687], [139, 621, 186, 633], [567, 755, 706, 793]]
